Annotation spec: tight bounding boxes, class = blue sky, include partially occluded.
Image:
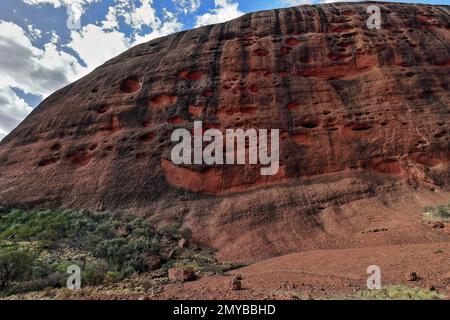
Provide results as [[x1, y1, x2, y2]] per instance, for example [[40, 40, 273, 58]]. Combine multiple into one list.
[[0, 0, 448, 140]]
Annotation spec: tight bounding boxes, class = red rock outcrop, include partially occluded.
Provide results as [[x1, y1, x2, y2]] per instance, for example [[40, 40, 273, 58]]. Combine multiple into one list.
[[0, 2, 449, 260]]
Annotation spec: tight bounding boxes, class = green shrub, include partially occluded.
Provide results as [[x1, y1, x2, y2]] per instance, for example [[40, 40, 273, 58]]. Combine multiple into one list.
[[94, 238, 130, 269], [180, 228, 193, 240], [120, 265, 136, 278], [423, 204, 450, 221], [352, 285, 446, 300], [159, 222, 181, 239], [436, 205, 450, 218], [105, 271, 122, 284], [11, 271, 65, 294], [0, 208, 229, 295], [31, 262, 55, 279], [0, 247, 35, 287], [83, 262, 107, 286], [95, 223, 115, 238]]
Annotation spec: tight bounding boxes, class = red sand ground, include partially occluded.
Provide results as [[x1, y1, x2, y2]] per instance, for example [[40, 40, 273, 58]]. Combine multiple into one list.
[[153, 242, 449, 300]]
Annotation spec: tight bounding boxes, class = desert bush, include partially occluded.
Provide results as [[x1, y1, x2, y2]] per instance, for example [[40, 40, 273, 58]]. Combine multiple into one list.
[[120, 265, 137, 278], [0, 207, 227, 295], [94, 238, 129, 268], [159, 222, 181, 239], [95, 222, 115, 238], [83, 262, 107, 286], [105, 271, 122, 284], [0, 209, 72, 241], [423, 204, 450, 221], [180, 227, 193, 240], [436, 205, 450, 218], [352, 285, 446, 300], [0, 247, 35, 287], [31, 262, 55, 279], [7, 271, 65, 294]]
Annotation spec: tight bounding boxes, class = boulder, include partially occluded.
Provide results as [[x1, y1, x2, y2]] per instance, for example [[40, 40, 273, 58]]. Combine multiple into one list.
[[406, 272, 419, 282], [168, 268, 196, 282], [230, 277, 242, 291], [431, 221, 445, 229]]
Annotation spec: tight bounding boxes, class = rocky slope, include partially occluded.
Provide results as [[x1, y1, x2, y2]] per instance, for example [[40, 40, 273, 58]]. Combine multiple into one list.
[[0, 2, 449, 261]]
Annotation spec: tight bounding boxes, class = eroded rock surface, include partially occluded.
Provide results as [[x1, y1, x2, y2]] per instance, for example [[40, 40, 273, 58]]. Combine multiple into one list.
[[0, 2, 449, 260]]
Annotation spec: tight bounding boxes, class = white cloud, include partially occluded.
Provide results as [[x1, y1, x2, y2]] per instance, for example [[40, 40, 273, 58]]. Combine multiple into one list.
[[101, 5, 119, 30], [280, 0, 312, 5], [25, 0, 184, 70], [174, 0, 201, 14], [68, 24, 128, 69], [319, 0, 360, 2], [195, 0, 243, 27], [131, 8, 182, 45], [2, 1, 185, 138], [122, 0, 160, 31], [67, 1, 183, 68], [0, 21, 86, 97], [22, 0, 98, 8], [0, 86, 32, 138], [23, 0, 99, 31], [27, 24, 43, 39], [49, 30, 60, 43], [0, 20, 87, 137]]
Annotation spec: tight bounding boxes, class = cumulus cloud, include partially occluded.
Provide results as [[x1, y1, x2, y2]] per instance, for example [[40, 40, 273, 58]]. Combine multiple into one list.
[[122, 0, 160, 31], [131, 8, 182, 45], [0, 21, 88, 138], [195, 0, 243, 27], [280, 0, 312, 5], [101, 5, 120, 30], [3, 1, 185, 138], [27, 24, 43, 39], [22, 0, 99, 8], [68, 24, 128, 69], [174, 0, 201, 14], [0, 22, 85, 96], [68, 1, 183, 67], [319, 0, 360, 3], [0, 86, 32, 139]]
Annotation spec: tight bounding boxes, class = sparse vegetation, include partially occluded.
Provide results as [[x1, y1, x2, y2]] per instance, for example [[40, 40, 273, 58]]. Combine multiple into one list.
[[350, 285, 446, 300], [0, 246, 34, 287], [423, 203, 450, 222], [0, 208, 237, 297]]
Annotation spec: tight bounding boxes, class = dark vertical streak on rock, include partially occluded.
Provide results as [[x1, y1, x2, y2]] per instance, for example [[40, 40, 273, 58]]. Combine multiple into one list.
[[291, 6, 302, 34], [188, 25, 214, 116], [206, 24, 226, 117], [317, 7, 329, 34], [274, 10, 294, 132], [238, 12, 252, 114], [284, 7, 294, 35], [273, 9, 282, 35], [327, 128, 337, 166]]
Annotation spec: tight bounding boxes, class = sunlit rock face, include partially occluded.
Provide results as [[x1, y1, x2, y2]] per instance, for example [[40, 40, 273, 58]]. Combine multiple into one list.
[[0, 2, 448, 214]]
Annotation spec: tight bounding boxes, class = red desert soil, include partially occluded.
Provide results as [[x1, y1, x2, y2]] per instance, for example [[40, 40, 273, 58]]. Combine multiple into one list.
[[152, 243, 450, 300], [0, 2, 449, 299]]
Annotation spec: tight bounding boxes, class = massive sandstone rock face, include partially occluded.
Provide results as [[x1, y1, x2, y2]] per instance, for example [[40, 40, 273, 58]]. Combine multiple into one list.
[[0, 2, 449, 260]]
